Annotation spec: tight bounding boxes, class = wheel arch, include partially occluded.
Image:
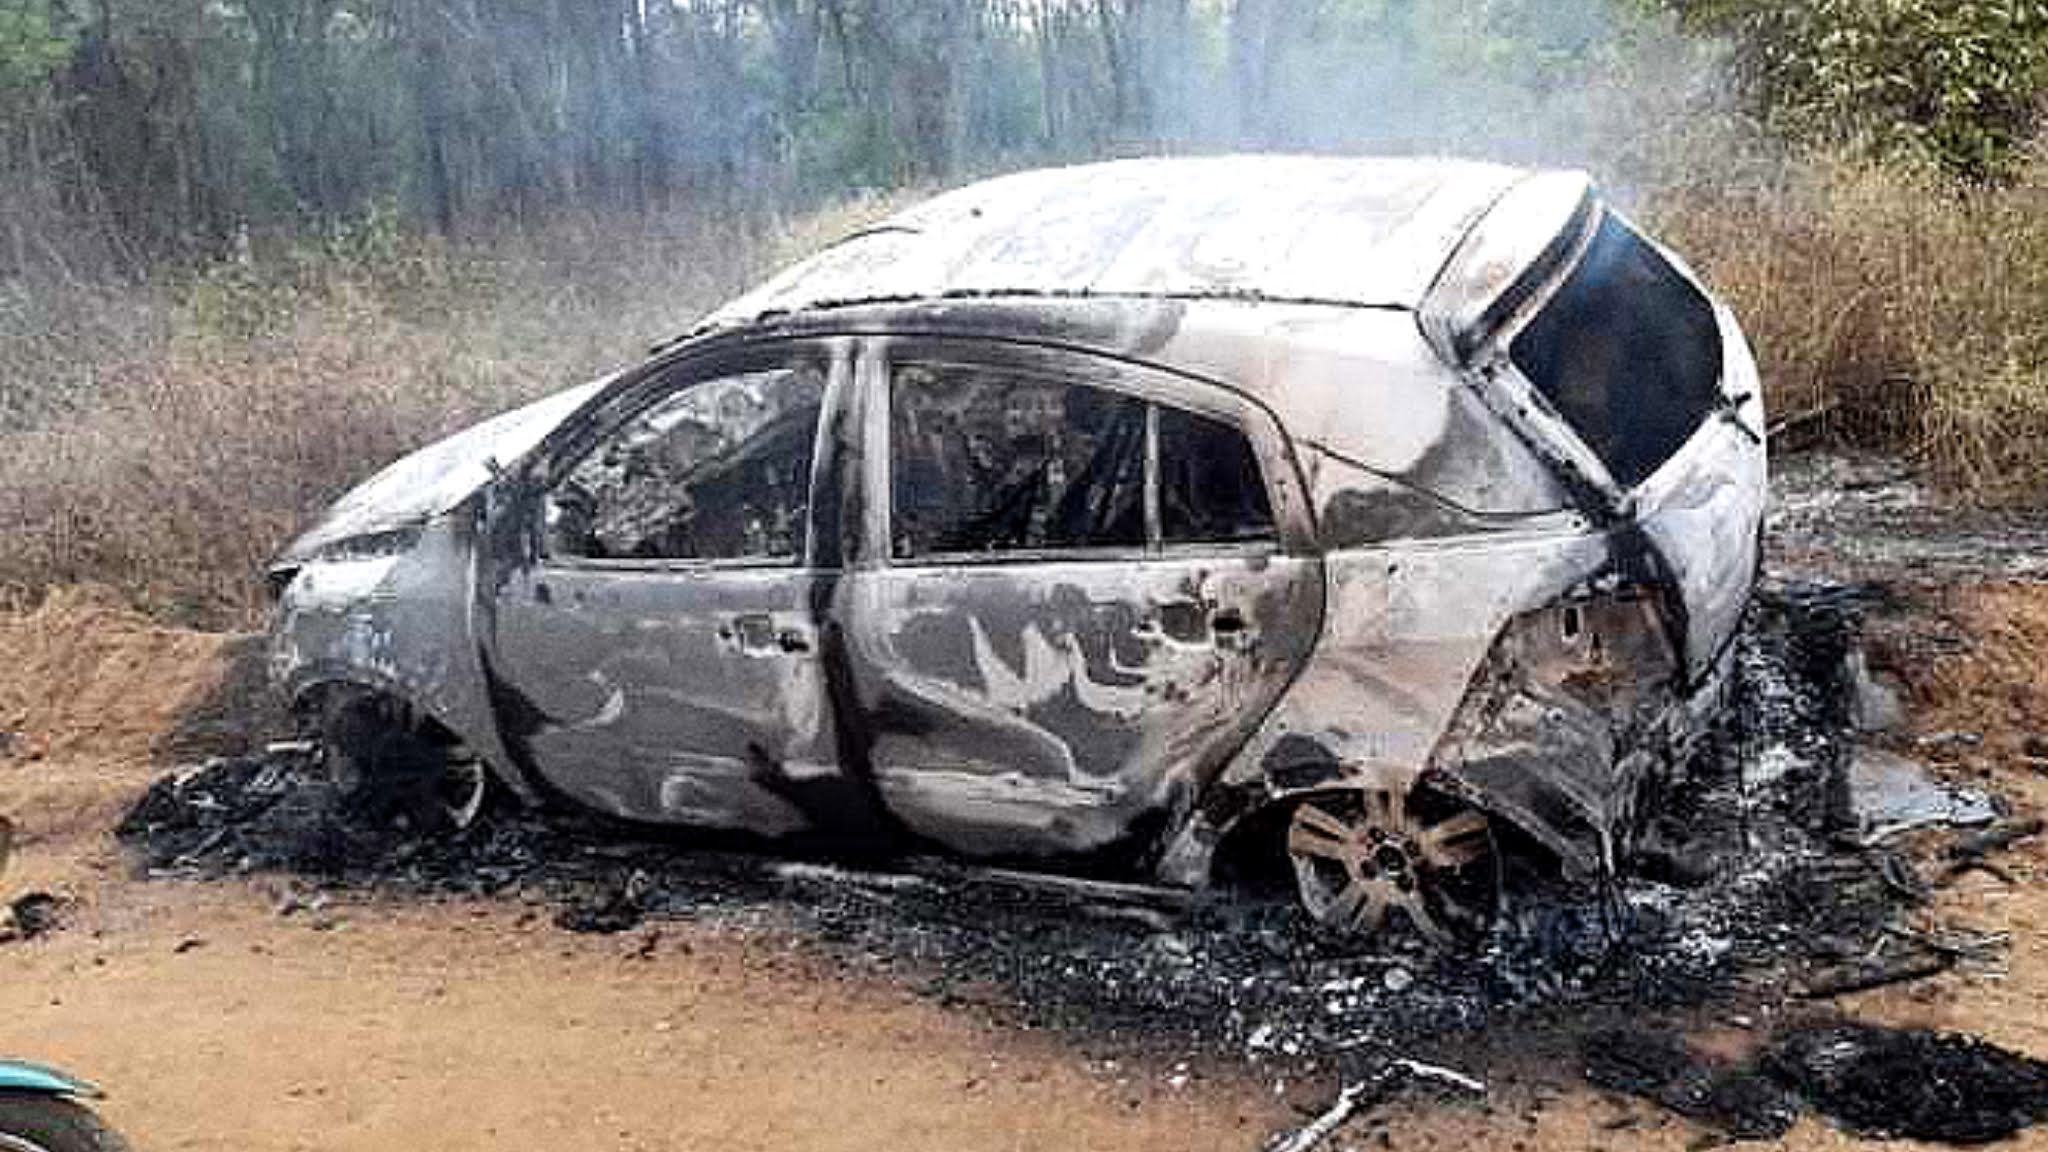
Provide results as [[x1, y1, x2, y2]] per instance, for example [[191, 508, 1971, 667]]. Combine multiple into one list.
[[276, 665, 539, 806]]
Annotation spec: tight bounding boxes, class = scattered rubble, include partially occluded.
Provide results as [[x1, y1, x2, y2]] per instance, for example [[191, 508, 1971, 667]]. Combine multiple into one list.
[[1849, 746, 1999, 842], [114, 584, 2048, 1144]]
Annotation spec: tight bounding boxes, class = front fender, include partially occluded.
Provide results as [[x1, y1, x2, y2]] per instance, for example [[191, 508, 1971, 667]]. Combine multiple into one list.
[[269, 511, 532, 804], [0, 1061, 100, 1099]]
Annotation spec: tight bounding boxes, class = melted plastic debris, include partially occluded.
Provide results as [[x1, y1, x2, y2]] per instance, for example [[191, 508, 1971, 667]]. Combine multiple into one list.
[[1849, 746, 2000, 840], [1583, 1027, 1798, 1140]]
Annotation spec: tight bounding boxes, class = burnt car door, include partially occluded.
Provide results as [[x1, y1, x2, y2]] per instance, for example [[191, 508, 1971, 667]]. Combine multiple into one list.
[[484, 344, 852, 834], [842, 340, 1322, 862]]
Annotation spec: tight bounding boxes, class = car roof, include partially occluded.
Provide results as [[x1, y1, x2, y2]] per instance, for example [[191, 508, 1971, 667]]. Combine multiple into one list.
[[700, 155, 1533, 331]]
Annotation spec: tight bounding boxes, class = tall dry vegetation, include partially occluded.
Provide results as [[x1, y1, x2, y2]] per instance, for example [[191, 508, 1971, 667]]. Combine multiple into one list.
[[1651, 145, 2048, 498], [0, 197, 900, 627]]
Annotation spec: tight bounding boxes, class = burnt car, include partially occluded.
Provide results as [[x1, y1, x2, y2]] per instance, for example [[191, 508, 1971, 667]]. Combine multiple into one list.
[[268, 156, 1767, 943]]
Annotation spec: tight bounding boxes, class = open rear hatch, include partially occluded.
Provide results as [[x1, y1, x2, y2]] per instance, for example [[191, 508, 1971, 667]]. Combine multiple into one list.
[[1421, 174, 1769, 682]]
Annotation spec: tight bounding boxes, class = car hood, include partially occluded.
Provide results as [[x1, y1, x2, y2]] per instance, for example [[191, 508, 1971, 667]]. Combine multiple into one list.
[[278, 378, 609, 565]]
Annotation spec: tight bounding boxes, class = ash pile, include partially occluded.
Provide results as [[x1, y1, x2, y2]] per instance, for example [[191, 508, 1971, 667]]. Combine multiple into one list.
[[117, 583, 2048, 1143]]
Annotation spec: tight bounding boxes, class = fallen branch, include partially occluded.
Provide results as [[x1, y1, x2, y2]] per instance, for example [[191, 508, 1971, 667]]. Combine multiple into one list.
[[1390, 1058, 1487, 1097], [1947, 818, 2044, 861], [1767, 402, 1841, 442], [1796, 950, 1953, 999], [1268, 1076, 1395, 1152], [1267, 1059, 1485, 1152], [1939, 859, 2018, 888], [1886, 924, 2010, 964]]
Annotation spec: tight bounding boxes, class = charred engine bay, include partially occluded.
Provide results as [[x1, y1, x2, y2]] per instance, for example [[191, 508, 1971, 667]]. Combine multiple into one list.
[[118, 583, 2048, 1143]]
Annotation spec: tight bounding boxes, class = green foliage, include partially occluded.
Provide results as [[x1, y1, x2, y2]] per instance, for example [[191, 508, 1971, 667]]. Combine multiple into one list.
[[1680, 0, 2048, 178], [0, 0, 68, 95]]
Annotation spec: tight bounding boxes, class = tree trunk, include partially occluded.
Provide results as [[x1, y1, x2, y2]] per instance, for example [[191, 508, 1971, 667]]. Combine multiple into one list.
[[408, 0, 456, 234]]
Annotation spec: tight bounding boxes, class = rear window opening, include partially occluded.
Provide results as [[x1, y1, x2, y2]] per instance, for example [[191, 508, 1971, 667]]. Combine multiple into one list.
[[1510, 214, 1724, 488]]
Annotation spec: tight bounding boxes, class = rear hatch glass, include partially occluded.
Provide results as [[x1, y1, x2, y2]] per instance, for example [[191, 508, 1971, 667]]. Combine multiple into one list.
[[1509, 214, 1723, 488]]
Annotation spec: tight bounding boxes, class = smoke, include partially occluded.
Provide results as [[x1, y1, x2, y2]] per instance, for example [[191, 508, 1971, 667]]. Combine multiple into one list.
[[1104, 0, 1746, 195]]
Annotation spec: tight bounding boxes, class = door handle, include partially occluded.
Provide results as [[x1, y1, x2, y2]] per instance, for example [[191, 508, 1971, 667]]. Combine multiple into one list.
[[1146, 598, 1208, 643], [722, 613, 812, 656], [726, 613, 777, 653]]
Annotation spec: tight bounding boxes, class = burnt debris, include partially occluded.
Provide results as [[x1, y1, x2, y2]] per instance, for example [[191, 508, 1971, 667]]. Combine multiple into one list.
[[1586, 1021, 2048, 1145], [2, 891, 68, 942], [1583, 1027, 1799, 1140], [116, 585, 2048, 1144], [1764, 1021, 2048, 1145]]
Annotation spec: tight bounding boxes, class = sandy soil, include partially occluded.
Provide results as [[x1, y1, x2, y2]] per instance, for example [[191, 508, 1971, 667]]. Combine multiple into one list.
[[4, 877, 1293, 1152], [4, 583, 2048, 1151]]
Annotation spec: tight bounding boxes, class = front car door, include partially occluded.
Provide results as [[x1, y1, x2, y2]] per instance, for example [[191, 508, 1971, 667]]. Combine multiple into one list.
[[486, 344, 852, 835], [842, 339, 1323, 865]]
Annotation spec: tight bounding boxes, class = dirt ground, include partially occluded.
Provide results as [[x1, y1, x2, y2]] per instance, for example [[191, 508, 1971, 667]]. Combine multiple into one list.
[[5, 576, 2048, 1151]]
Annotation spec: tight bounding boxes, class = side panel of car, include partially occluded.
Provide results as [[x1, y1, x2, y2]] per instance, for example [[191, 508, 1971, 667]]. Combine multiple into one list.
[[482, 343, 863, 833], [1156, 521, 1620, 884], [1480, 210, 1767, 679], [837, 338, 1324, 863], [1165, 209, 1765, 885]]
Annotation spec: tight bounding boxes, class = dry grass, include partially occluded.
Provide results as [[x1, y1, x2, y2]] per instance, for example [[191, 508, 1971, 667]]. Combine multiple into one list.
[[1651, 147, 2048, 498], [0, 195, 906, 627]]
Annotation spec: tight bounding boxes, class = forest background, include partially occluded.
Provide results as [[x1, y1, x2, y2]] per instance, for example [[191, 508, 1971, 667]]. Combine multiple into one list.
[[4, 0, 2046, 624]]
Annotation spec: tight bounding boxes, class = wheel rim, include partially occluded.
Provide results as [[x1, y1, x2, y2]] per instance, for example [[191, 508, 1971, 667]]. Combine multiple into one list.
[[1286, 776, 1498, 946]]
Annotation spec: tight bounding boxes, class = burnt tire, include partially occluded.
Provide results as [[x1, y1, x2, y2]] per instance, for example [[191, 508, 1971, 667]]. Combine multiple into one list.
[[318, 691, 490, 836], [1284, 777, 1500, 948], [0, 1093, 129, 1152]]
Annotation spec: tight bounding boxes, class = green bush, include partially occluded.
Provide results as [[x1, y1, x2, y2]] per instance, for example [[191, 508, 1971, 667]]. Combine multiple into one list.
[[1677, 0, 2048, 178]]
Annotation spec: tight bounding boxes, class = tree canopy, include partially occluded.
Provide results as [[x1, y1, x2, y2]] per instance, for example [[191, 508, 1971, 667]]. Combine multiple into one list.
[[1, 0, 2042, 278]]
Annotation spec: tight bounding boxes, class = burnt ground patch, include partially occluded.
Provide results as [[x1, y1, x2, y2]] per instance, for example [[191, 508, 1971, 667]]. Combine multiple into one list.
[[115, 582, 2048, 1144], [1584, 1020, 2048, 1145]]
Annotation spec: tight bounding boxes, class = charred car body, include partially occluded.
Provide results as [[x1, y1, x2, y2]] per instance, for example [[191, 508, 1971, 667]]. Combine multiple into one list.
[[268, 157, 1768, 943]]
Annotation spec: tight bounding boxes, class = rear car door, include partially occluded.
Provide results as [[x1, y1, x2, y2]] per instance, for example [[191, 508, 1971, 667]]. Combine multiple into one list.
[[843, 340, 1322, 863], [486, 345, 849, 834]]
